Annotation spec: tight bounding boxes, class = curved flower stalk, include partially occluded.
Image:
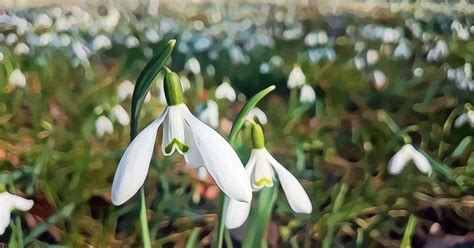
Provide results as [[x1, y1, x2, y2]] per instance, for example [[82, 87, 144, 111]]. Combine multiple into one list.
[[0, 191, 34, 235], [388, 144, 432, 175], [111, 67, 252, 205], [225, 122, 312, 229]]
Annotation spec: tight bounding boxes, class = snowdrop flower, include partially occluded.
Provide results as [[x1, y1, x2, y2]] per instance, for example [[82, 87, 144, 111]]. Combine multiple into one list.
[[13, 43, 30, 55], [215, 80, 237, 102], [372, 70, 388, 91], [125, 36, 139, 48], [185, 57, 201, 74], [354, 56, 366, 71], [0, 191, 34, 235], [111, 67, 252, 205], [198, 100, 219, 128], [92, 35, 112, 51], [388, 144, 431, 175], [34, 13, 53, 29], [8, 69, 26, 88], [246, 107, 267, 125], [117, 80, 134, 101], [427, 40, 449, 62], [287, 65, 306, 89], [225, 122, 312, 229], [366, 49, 380, 65], [111, 105, 130, 126], [299, 84, 316, 103], [393, 39, 412, 60], [454, 109, 474, 128], [95, 115, 113, 138]]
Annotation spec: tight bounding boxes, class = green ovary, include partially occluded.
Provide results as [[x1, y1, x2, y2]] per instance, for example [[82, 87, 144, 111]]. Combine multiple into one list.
[[165, 138, 189, 154]]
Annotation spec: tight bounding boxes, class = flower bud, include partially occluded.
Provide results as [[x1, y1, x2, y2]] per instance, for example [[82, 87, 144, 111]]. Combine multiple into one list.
[[163, 67, 185, 106], [250, 122, 265, 149]]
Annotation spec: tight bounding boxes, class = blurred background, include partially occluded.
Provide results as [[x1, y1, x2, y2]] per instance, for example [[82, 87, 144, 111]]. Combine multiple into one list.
[[0, 0, 473, 247]]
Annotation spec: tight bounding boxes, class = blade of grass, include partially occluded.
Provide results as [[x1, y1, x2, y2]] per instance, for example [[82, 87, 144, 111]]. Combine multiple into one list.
[[400, 214, 417, 248]]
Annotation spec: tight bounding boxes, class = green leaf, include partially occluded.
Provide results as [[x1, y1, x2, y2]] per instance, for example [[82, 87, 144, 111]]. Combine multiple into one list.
[[130, 39, 175, 138], [451, 136, 472, 159], [186, 227, 201, 248], [24, 203, 75, 244], [400, 215, 417, 248]]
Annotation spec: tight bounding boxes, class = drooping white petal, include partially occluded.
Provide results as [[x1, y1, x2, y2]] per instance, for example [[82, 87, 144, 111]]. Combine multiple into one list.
[[111, 108, 168, 206], [7, 194, 34, 211], [179, 105, 252, 203], [454, 113, 467, 128], [245, 107, 268, 125], [9, 69, 27, 88], [287, 65, 306, 89], [183, 124, 205, 168], [0, 206, 11, 235], [95, 115, 114, 138], [409, 147, 432, 174], [162, 105, 188, 156], [265, 150, 312, 214], [117, 80, 134, 102], [215, 82, 237, 102], [225, 198, 251, 229], [388, 144, 412, 175], [111, 105, 130, 126], [250, 149, 274, 191]]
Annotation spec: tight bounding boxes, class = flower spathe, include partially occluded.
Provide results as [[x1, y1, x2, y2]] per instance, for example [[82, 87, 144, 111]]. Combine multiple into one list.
[[0, 192, 34, 235], [388, 144, 431, 175], [111, 68, 252, 206]]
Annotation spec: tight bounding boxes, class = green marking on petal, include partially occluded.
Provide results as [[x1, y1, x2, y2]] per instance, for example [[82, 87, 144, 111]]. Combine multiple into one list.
[[165, 138, 189, 154], [255, 178, 273, 187]]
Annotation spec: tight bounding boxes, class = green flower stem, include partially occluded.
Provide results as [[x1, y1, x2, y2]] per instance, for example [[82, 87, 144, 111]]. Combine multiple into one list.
[[216, 85, 275, 248], [139, 189, 152, 248]]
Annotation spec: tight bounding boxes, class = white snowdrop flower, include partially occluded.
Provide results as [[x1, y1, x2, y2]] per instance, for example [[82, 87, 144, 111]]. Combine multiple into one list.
[[198, 100, 219, 128], [111, 68, 252, 205], [354, 56, 366, 71], [185, 57, 201, 74], [388, 144, 431, 175], [125, 36, 139, 48], [95, 115, 114, 138], [34, 13, 52, 29], [206, 64, 215, 77], [304, 32, 318, 46], [13, 43, 30, 55], [111, 105, 130, 126], [287, 65, 306, 89], [413, 68, 424, 77], [393, 39, 412, 60], [92, 35, 112, 51], [454, 110, 474, 128], [225, 123, 312, 229], [117, 80, 134, 102], [72, 42, 90, 67], [372, 70, 387, 91], [0, 192, 34, 235], [451, 21, 470, 41], [299, 84, 316, 103], [215, 81, 236, 102], [246, 107, 267, 125], [427, 40, 449, 62], [59, 34, 71, 47], [318, 31, 328, 44], [5, 33, 18, 45], [38, 33, 53, 47], [269, 55, 284, 68], [8, 69, 26, 88], [366, 49, 380, 66]]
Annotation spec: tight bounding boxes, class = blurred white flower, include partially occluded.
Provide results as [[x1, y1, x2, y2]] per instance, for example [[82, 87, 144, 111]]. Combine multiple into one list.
[[117, 80, 134, 101], [125, 36, 139, 48], [413, 68, 424, 77], [388, 144, 431, 175], [13, 43, 30, 55], [287, 65, 306, 89], [354, 56, 366, 71], [393, 39, 412, 60], [111, 105, 130, 126], [0, 52, 4, 61], [454, 110, 474, 128], [5, 33, 18, 45], [0, 192, 34, 235], [72, 42, 90, 67], [185, 57, 201, 74], [299, 84, 316, 103], [451, 20, 470, 41], [215, 81, 236, 102], [427, 40, 449, 62], [198, 100, 219, 128], [246, 107, 267, 125], [34, 13, 53, 29], [38, 33, 54, 47], [145, 28, 160, 43], [197, 167, 209, 181], [366, 49, 380, 66], [9, 69, 26, 88], [372, 70, 387, 91], [95, 115, 114, 138], [304, 32, 318, 46], [93, 35, 112, 51], [179, 75, 191, 92]]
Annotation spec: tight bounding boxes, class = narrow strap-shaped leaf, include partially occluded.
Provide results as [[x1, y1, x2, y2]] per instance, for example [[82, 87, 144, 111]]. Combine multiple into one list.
[[400, 214, 417, 248], [130, 39, 175, 138]]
